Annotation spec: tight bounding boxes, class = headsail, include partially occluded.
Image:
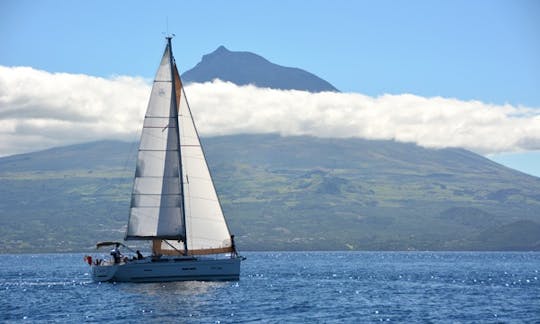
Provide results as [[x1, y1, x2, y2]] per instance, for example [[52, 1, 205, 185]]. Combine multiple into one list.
[[125, 43, 185, 241], [156, 64, 233, 254]]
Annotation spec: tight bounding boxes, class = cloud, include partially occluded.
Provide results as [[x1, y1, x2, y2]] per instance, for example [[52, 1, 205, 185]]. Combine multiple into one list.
[[1, 65, 539, 157], [0, 66, 149, 156], [184, 81, 540, 155]]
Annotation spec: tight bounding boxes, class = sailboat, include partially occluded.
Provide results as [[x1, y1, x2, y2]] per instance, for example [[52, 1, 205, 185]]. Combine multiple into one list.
[[87, 37, 244, 282]]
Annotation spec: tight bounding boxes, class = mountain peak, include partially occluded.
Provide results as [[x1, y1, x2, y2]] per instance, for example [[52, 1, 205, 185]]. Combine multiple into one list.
[[182, 47, 338, 92], [202, 45, 234, 62], [214, 45, 230, 53]]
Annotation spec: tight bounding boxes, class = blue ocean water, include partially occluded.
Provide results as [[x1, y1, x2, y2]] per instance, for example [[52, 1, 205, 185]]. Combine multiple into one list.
[[1, 252, 539, 323]]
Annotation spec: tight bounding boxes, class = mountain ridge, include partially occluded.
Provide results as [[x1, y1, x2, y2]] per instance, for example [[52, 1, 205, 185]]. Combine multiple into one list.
[[181, 45, 338, 92]]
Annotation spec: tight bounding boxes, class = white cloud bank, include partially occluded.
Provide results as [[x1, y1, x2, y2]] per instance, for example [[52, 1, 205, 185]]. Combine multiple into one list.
[[1, 65, 539, 157]]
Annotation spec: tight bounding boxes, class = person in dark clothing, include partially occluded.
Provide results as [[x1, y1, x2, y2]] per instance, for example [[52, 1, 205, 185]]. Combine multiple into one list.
[[231, 235, 238, 257], [136, 250, 144, 260], [111, 244, 121, 264]]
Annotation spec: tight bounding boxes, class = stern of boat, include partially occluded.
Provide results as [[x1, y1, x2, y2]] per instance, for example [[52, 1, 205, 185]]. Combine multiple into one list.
[[91, 264, 118, 282]]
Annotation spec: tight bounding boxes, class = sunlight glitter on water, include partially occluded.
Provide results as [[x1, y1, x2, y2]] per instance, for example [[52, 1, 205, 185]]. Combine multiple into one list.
[[1, 252, 539, 322]]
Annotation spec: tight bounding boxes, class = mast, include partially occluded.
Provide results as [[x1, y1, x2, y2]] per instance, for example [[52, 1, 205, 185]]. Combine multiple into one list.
[[167, 36, 189, 254]]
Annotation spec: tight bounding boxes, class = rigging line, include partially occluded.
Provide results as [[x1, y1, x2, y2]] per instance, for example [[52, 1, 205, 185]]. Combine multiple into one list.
[[163, 239, 187, 254]]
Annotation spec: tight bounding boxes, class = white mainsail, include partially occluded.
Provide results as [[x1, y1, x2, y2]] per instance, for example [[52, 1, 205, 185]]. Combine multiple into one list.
[[125, 39, 233, 255], [125, 44, 185, 241]]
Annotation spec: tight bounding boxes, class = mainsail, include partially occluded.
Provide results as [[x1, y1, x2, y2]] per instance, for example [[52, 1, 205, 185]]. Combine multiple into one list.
[[125, 38, 233, 255]]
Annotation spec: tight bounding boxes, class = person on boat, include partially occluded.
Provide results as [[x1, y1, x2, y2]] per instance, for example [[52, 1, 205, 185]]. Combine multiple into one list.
[[136, 250, 144, 260], [110, 249, 117, 264], [231, 235, 238, 257], [111, 245, 121, 264]]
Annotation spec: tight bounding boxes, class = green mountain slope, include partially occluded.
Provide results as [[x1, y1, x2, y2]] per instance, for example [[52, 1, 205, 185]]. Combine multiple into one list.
[[1, 135, 540, 253]]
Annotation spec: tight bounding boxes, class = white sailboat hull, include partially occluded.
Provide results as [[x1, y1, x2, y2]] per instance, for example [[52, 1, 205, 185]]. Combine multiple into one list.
[[91, 257, 242, 283]]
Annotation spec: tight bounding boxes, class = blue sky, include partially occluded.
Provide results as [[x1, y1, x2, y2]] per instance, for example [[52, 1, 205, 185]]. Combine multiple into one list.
[[1, 0, 539, 175]]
